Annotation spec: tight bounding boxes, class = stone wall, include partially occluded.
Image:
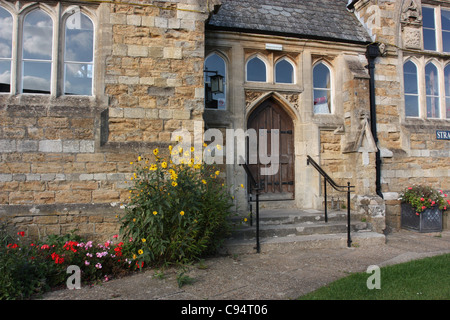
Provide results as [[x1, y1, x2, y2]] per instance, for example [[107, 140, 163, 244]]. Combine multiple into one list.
[[354, 0, 450, 230], [0, 0, 214, 241]]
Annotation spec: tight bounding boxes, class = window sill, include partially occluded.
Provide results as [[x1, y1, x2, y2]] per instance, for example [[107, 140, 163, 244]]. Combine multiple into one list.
[[243, 82, 303, 93], [402, 116, 450, 129]]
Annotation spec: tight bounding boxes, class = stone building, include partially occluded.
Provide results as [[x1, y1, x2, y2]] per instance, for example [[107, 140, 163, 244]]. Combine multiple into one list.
[[0, 0, 449, 240]]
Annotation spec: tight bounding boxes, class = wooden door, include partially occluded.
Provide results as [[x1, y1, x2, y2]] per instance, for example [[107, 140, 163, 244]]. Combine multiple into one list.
[[247, 99, 294, 200]]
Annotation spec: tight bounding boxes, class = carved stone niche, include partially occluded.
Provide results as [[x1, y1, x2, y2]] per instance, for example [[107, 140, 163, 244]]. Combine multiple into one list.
[[401, 0, 422, 49], [401, 0, 422, 26]]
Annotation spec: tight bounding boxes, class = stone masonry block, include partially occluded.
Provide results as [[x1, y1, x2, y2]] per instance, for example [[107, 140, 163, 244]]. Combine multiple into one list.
[[128, 45, 148, 57], [80, 141, 95, 153], [173, 110, 191, 120], [155, 17, 168, 28], [126, 15, 141, 26], [0, 140, 16, 152], [124, 108, 146, 119], [159, 109, 173, 119], [142, 16, 155, 27], [63, 140, 80, 153], [39, 140, 63, 153], [17, 140, 38, 152], [163, 47, 182, 59], [109, 108, 124, 118]]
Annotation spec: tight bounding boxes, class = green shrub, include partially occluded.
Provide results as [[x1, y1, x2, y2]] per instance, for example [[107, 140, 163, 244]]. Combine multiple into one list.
[[119, 146, 235, 267]]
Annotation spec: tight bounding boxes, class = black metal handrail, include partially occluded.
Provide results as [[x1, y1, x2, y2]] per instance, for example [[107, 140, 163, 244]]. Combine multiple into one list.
[[240, 161, 263, 253], [306, 155, 354, 248]]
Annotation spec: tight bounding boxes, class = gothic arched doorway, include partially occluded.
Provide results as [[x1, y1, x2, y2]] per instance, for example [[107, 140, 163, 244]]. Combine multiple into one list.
[[247, 98, 295, 200]]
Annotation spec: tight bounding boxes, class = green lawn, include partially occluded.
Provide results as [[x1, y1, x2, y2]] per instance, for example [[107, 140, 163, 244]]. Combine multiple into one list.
[[299, 253, 450, 300]]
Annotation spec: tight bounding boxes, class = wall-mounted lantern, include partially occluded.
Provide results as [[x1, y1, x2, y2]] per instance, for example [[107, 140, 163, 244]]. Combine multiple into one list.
[[204, 70, 224, 94]]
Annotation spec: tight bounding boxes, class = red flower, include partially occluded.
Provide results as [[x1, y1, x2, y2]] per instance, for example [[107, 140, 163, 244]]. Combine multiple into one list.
[[63, 241, 78, 253], [51, 252, 64, 264], [17, 231, 25, 237], [7, 243, 18, 249], [420, 198, 425, 201]]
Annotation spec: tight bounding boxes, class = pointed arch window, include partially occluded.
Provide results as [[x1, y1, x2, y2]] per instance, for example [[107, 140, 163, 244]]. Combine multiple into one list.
[[64, 11, 94, 95], [0, 7, 12, 93], [204, 53, 226, 109], [275, 58, 294, 84], [22, 9, 53, 94], [313, 62, 332, 114], [246, 56, 267, 82], [403, 60, 419, 117], [425, 62, 440, 118]]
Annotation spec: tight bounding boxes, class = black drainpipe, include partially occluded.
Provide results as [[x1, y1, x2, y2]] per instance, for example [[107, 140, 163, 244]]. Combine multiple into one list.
[[365, 43, 383, 199]]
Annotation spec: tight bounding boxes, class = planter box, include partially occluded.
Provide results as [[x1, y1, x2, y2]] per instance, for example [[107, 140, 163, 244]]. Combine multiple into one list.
[[401, 203, 442, 233]]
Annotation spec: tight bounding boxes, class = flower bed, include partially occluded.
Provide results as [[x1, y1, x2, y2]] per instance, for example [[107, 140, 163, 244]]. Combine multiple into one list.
[[0, 230, 136, 300], [1, 144, 237, 299]]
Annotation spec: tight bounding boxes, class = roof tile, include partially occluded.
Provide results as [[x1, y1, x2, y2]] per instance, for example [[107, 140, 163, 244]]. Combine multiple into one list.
[[207, 0, 372, 43]]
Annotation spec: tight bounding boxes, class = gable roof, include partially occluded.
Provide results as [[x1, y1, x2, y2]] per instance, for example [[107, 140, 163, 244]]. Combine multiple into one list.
[[207, 0, 372, 44]]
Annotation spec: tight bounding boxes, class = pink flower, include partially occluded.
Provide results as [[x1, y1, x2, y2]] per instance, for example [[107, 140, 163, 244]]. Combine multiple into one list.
[[95, 263, 102, 269], [420, 198, 425, 201], [408, 187, 413, 190], [113, 234, 119, 239], [422, 206, 427, 210], [85, 260, 90, 266]]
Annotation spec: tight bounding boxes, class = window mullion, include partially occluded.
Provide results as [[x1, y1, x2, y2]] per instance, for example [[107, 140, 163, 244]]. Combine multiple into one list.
[[51, 3, 61, 96], [11, 10, 19, 94], [436, 6, 443, 53]]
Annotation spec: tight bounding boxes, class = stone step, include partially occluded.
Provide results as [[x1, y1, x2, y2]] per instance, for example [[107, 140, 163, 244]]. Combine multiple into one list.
[[223, 207, 385, 254], [231, 220, 368, 240], [255, 208, 360, 225], [222, 231, 386, 255]]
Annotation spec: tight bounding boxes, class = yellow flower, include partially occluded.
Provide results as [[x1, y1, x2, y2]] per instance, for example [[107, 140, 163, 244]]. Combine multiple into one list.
[[161, 161, 167, 169], [203, 142, 207, 147], [141, 238, 146, 243], [138, 156, 142, 161], [130, 162, 133, 165], [215, 170, 220, 176], [194, 164, 202, 170], [180, 211, 185, 216], [153, 211, 157, 215], [172, 181, 178, 187], [201, 179, 207, 185], [216, 144, 222, 150], [133, 218, 136, 222], [190, 146, 195, 152], [133, 254, 137, 259], [240, 184, 244, 188], [153, 148, 159, 156], [169, 145, 173, 151], [244, 218, 248, 222], [149, 164, 157, 171], [138, 249, 143, 255]]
